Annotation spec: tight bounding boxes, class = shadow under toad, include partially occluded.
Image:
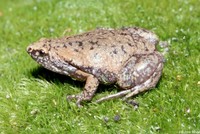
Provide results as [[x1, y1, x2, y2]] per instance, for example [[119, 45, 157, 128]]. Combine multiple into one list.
[[29, 66, 115, 93]]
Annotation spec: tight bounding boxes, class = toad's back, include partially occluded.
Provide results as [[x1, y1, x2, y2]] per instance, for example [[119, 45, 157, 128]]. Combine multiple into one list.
[[53, 28, 158, 72], [35, 27, 159, 75]]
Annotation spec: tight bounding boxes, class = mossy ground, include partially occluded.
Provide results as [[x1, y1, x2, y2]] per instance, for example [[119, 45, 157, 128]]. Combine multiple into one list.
[[0, 0, 199, 133]]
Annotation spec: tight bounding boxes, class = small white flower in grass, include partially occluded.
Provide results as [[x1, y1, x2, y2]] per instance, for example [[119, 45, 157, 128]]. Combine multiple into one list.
[[143, 118, 147, 121], [103, 117, 109, 122], [33, 6, 37, 11], [186, 108, 190, 114], [49, 28, 54, 33], [25, 125, 32, 131], [52, 99, 57, 106], [30, 109, 39, 115], [155, 126, 161, 131], [87, 113, 92, 116], [187, 117, 191, 121], [171, 37, 178, 41], [189, 6, 193, 12], [180, 98, 185, 102], [167, 119, 171, 122], [197, 81, 200, 85], [176, 75, 182, 81], [9, 8, 12, 12], [10, 113, 16, 119], [179, 8, 182, 12], [6, 94, 10, 99]]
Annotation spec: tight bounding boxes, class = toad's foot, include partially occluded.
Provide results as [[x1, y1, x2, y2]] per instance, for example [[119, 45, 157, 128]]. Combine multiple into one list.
[[67, 74, 99, 107]]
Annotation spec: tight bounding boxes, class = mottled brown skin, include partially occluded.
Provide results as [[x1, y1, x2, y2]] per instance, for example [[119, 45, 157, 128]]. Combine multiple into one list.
[[27, 27, 164, 107]]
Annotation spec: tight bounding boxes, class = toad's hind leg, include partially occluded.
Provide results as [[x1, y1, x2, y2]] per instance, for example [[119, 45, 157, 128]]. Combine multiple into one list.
[[122, 67, 162, 100], [96, 52, 164, 103], [95, 75, 160, 103]]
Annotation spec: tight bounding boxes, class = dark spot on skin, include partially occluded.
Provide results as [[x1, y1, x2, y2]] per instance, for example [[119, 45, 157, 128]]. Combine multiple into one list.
[[104, 43, 108, 46], [130, 33, 141, 43], [52, 46, 59, 51], [74, 48, 79, 52], [141, 28, 149, 33], [42, 44, 47, 47], [121, 45, 127, 54], [74, 41, 84, 49], [89, 40, 98, 45], [62, 56, 73, 64], [128, 43, 133, 47], [46, 44, 51, 51], [120, 32, 128, 36], [141, 41, 148, 51], [134, 27, 139, 31], [113, 49, 117, 54], [126, 37, 132, 42], [77, 41, 83, 46], [145, 46, 149, 51], [93, 53, 98, 58], [69, 42, 72, 46], [109, 31, 115, 35], [51, 55, 55, 60], [63, 43, 67, 48], [85, 32, 91, 36], [90, 46, 94, 50], [97, 37, 106, 40], [96, 43, 101, 47], [135, 54, 143, 59], [111, 45, 116, 47]]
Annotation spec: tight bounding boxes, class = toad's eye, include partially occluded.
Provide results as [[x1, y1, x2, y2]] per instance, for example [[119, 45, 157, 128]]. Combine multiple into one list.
[[38, 49, 48, 55], [40, 49, 45, 55]]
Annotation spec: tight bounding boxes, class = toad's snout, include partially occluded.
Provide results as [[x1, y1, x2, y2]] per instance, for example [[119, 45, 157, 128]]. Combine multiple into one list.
[[27, 46, 33, 53]]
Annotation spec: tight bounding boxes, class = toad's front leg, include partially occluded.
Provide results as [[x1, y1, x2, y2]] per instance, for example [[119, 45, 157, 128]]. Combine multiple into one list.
[[67, 70, 99, 107]]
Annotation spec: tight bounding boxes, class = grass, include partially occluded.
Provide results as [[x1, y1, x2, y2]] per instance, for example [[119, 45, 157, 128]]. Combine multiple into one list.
[[0, 0, 199, 133]]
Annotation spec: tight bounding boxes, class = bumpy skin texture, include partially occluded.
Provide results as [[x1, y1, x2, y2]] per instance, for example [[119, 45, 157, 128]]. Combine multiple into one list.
[[27, 27, 164, 107]]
